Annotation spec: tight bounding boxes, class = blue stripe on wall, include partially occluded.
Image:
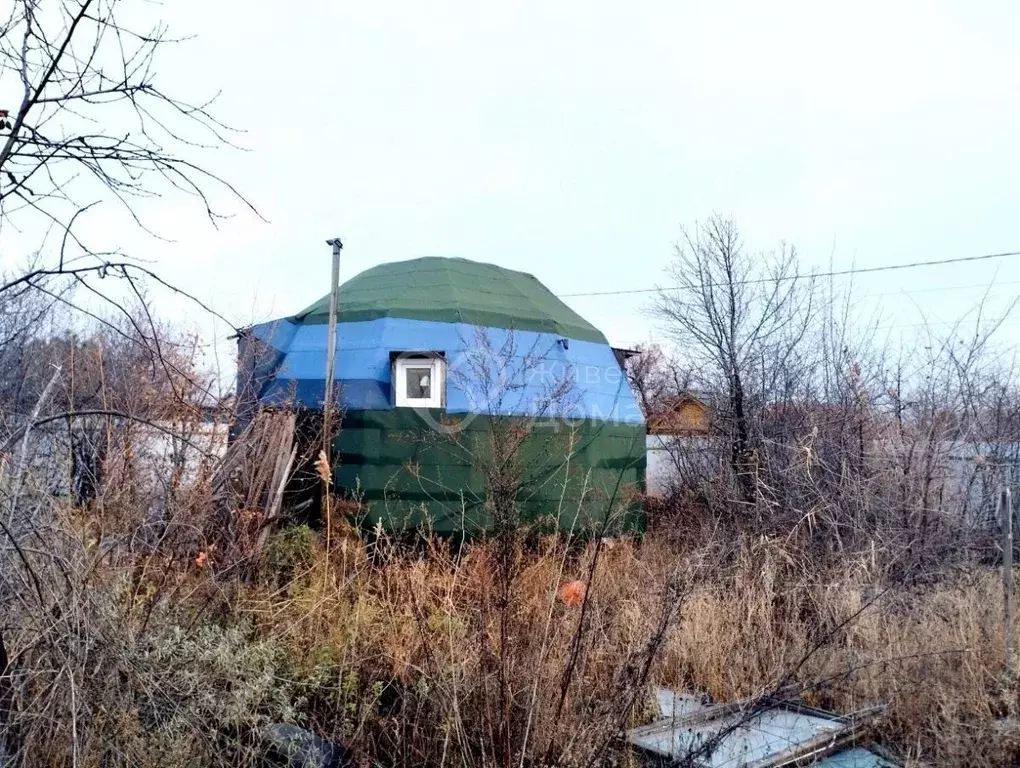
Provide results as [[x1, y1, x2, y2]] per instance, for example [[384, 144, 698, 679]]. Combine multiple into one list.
[[248, 318, 644, 425]]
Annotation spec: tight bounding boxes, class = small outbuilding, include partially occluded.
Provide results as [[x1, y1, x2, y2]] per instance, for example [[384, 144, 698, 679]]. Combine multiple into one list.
[[647, 394, 713, 436], [238, 256, 645, 534]]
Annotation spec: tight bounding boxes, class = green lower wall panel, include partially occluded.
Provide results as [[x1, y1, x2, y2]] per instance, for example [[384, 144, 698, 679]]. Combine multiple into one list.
[[334, 409, 646, 535]]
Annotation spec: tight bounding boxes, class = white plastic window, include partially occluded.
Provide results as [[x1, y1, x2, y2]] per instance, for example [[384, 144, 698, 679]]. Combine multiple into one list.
[[394, 356, 445, 408]]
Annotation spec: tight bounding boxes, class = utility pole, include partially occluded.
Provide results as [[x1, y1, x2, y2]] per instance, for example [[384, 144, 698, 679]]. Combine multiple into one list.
[[1003, 485, 1015, 676], [323, 237, 343, 459], [320, 237, 342, 561]]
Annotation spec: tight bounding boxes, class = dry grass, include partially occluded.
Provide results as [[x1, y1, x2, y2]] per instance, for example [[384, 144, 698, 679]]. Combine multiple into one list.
[[662, 540, 1020, 766], [4, 483, 1020, 766], [240, 523, 693, 766], [236, 525, 1020, 765]]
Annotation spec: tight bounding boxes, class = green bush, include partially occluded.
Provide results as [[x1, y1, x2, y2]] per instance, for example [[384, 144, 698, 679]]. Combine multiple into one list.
[[264, 524, 317, 581]]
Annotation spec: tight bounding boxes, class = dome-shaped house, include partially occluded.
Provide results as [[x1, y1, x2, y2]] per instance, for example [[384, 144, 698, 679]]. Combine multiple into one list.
[[238, 257, 645, 534]]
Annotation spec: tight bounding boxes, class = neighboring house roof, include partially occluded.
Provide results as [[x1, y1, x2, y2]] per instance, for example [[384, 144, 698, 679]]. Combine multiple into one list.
[[647, 394, 713, 435], [292, 256, 606, 344]]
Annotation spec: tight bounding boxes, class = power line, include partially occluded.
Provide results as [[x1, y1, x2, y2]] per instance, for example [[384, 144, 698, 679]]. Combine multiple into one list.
[[878, 313, 1020, 333], [557, 249, 1020, 298], [866, 278, 1020, 300], [586, 275, 1020, 304]]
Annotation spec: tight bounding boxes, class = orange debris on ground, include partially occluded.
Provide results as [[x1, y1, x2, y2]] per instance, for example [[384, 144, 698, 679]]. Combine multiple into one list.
[[558, 580, 586, 607]]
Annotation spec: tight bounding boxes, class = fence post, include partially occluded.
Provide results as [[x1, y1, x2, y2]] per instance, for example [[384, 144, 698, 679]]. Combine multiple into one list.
[[1003, 486, 1015, 676]]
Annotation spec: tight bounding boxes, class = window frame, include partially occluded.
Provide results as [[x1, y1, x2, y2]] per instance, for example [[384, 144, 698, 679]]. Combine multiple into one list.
[[392, 353, 446, 409]]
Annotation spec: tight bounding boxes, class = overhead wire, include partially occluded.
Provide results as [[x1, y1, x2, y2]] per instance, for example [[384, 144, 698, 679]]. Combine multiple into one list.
[[562, 248, 1020, 346], [556, 249, 1020, 298]]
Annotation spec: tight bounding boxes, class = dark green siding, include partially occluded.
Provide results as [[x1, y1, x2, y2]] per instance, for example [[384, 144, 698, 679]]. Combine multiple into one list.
[[334, 409, 645, 535]]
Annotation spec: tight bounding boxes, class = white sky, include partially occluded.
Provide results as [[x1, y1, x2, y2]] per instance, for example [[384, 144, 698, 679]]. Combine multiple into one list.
[[6, 0, 1020, 362]]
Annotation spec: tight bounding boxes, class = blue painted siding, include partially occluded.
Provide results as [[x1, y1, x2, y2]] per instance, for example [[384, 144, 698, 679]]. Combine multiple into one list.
[[247, 317, 644, 425]]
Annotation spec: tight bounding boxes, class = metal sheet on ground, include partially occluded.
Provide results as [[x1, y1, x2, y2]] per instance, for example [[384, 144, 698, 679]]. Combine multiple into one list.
[[626, 688, 899, 767], [629, 708, 843, 767], [814, 746, 898, 767]]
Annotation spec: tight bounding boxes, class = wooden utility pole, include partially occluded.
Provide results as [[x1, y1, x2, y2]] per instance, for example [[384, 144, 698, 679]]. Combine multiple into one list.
[[1002, 485, 1015, 675]]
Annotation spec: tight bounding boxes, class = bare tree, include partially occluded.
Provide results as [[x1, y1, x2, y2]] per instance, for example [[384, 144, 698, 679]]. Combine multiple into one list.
[[0, 0, 256, 294], [0, 0, 247, 497], [625, 343, 692, 420], [0, 4, 252, 760], [654, 215, 815, 507]]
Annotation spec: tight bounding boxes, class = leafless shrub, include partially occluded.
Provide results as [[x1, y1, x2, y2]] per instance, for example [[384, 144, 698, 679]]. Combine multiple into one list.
[[652, 216, 1020, 576]]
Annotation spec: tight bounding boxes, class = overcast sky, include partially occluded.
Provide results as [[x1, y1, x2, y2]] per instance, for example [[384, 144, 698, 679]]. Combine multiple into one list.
[[8, 0, 1020, 359]]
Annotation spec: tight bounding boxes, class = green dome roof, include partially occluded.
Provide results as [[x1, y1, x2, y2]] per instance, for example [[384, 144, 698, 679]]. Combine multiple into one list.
[[293, 256, 606, 343]]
